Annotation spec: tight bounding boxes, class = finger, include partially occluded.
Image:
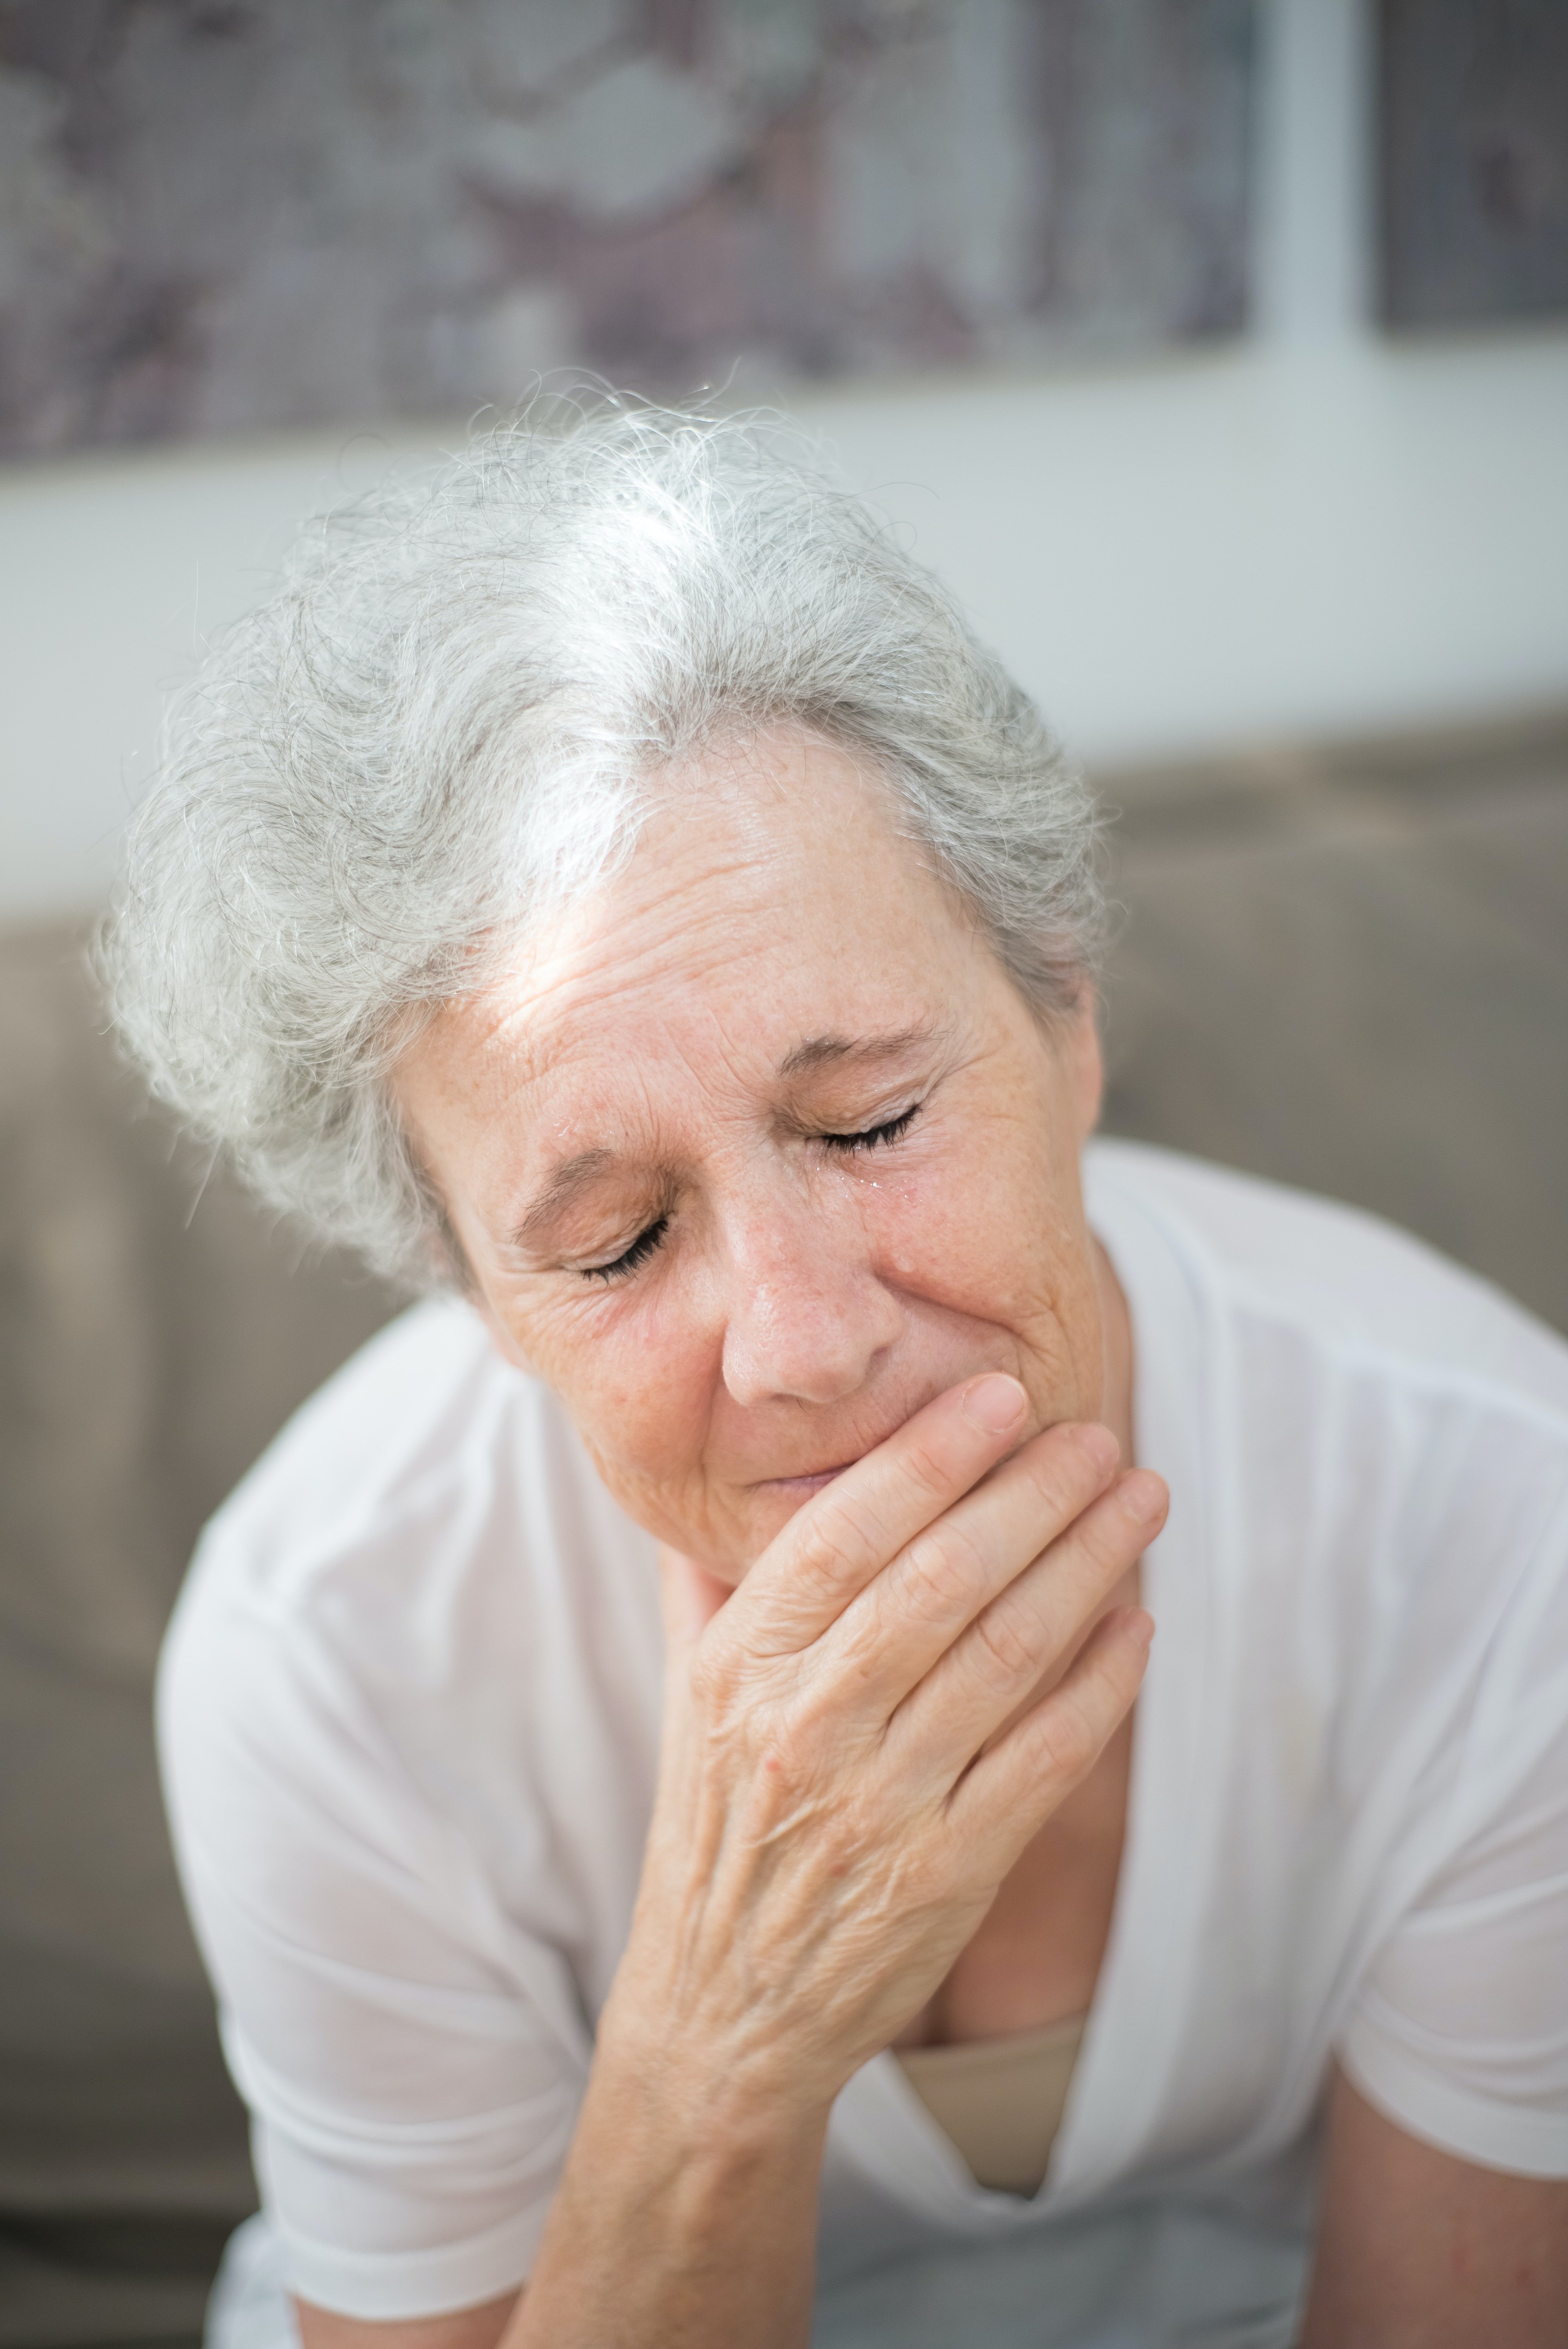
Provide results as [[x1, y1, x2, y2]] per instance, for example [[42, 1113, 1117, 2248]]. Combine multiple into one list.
[[947, 1604, 1154, 1867], [819, 1421, 1124, 1711], [889, 1466, 1167, 1774], [734, 1372, 1032, 1653]]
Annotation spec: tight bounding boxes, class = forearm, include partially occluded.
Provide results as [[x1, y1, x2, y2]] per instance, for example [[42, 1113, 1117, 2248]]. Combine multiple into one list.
[[508, 2010, 830, 2349]]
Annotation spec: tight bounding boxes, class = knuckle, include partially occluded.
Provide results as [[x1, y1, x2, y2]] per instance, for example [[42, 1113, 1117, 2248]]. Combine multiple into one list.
[[792, 1489, 879, 1597], [1075, 1495, 1143, 1585], [898, 1521, 983, 1616], [788, 1669, 848, 1745], [685, 1644, 722, 1707], [829, 1604, 890, 1689], [1030, 1693, 1100, 1783], [888, 1841, 951, 1916], [969, 1600, 1041, 1688], [895, 1432, 961, 1507], [750, 1721, 859, 1845], [814, 1802, 874, 1875], [754, 1717, 812, 1788], [686, 1638, 743, 1720], [1024, 1431, 1104, 1522]]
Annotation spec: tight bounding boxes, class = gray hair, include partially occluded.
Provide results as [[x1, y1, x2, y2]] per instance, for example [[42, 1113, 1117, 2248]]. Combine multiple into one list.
[[103, 399, 1104, 1286]]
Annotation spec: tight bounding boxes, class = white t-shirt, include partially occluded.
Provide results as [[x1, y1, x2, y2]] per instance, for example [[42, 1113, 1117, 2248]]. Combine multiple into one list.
[[159, 1144, 1568, 2349]]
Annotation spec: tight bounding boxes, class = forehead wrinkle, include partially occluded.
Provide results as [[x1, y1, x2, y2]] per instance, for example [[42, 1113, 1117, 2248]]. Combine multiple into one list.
[[469, 877, 788, 1098], [453, 759, 955, 1097], [421, 750, 971, 1169], [453, 957, 953, 1171]]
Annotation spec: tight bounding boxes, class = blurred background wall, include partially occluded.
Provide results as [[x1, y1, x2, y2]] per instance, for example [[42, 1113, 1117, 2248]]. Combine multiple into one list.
[[2, 0, 1566, 924], [0, 6, 1565, 2347]]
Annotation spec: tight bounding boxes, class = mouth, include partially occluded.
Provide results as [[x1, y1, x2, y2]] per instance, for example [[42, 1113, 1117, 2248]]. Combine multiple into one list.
[[752, 1460, 860, 1498]]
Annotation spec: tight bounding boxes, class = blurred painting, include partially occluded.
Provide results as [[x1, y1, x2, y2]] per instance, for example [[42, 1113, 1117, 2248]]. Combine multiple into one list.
[[1380, 0, 1568, 328], [0, 0, 1255, 457]]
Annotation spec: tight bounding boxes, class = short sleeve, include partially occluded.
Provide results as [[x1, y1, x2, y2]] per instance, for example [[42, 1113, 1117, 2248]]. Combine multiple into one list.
[[1340, 1490, 1568, 2179], [158, 1562, 589, 2320]]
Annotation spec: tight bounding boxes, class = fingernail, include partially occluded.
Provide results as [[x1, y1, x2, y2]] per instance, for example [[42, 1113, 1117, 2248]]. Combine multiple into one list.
[[1119, 1470, 1167, 1524], [962, 1374, 1028, 1434]]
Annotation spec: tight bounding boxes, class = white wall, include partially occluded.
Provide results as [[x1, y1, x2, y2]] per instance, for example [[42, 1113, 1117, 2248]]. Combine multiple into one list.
[[4, 0, 1566, 926]]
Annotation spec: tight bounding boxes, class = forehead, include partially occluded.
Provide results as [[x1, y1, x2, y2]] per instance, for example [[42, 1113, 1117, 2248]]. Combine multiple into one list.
[[433, 733, 980, 1099]]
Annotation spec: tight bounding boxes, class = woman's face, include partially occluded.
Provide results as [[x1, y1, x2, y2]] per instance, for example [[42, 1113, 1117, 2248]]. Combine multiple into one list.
[[392, 731, 1109, 1581]]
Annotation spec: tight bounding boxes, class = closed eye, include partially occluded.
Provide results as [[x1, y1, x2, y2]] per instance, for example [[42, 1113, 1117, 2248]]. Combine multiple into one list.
[[576, 1107, 919, 1278], [580, 1215, 669, 1283], [820, 1104, 920, 1154]]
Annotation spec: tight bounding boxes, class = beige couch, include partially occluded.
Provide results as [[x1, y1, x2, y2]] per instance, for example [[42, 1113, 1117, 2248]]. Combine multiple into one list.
[[0, 924, 400, 2349], [2, 715, 1563, 2349]]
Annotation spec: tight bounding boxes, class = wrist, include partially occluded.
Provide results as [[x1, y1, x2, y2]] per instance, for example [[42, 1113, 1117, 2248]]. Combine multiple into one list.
[[590, 1989, 834, 2167], [520, 2001, 827, 2349]]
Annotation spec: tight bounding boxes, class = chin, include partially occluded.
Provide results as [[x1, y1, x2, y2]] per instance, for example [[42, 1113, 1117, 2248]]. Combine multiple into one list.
[[715, 1473, 847, 1576]]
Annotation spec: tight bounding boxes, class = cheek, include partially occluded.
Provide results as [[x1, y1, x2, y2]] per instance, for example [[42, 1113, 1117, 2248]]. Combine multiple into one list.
[[495, 1281, 718, 1505], [878, 1119, 1060, 1314], [875, 1118, 1100, 1397]]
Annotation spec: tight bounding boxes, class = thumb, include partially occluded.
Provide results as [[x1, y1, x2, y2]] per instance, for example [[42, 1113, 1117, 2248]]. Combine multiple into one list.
[[658, 1543, 734, 1661]]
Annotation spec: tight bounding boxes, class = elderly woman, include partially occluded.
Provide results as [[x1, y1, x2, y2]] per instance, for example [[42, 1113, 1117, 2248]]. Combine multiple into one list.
[[109, 407, 1568, 2349]]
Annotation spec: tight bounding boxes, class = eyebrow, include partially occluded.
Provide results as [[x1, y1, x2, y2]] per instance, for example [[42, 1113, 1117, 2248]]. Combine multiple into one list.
[[511, 1146, 617, 1248], [776, 1024, 940, 1078], [512, 1026, 943, 1250]]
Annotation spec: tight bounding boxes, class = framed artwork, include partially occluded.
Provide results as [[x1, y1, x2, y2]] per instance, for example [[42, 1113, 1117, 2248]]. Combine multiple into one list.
[[0, 0, 1256, 456], [1380, 0, 1568, 328]]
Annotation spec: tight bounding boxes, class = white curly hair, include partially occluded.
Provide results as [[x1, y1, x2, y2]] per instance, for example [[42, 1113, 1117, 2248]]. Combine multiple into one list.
[[103, 398, 1104, 1285]]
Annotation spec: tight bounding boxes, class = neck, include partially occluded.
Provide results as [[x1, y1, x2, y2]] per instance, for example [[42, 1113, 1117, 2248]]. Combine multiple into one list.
[[1093, 1233, 1137, 1474]]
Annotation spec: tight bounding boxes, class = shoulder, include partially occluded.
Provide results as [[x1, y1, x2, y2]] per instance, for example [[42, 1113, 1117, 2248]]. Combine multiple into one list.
[[1090, 1142, 1568, 1750], [1086, 1138, 1568, 1437], [179, 1291, 649, 1615], [153, 1317, 624, 2311], [196, 1294, 515, 1587], [159, 1293, 659, 1788], [1092, 1146, 1568, 1860]]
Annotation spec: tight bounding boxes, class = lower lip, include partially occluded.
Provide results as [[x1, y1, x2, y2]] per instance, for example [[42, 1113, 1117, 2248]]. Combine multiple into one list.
[[756, 1464, 856, 1497]]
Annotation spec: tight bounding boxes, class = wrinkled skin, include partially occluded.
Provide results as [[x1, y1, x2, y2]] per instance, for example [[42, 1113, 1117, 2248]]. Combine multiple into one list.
[[367, 731, 1161, 2346], [301, 729, 1568, 2349], [395, 729, 1123, 1575]]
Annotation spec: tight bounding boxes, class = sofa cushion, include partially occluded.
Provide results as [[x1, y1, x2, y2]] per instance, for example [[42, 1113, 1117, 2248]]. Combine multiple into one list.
[[0, 923, 401, 2347]]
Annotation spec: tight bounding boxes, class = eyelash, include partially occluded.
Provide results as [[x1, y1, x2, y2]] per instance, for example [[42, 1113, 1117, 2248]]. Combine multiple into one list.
[[820, 1104, 920, 1154], [582, 1216, 670, 1284], [577, 1105, 921, 1283]]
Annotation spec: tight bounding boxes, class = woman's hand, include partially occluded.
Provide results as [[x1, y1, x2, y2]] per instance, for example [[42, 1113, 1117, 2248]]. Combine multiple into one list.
[[613, 1371, 1165, 2115], [513, 1374, 1164, 2349]]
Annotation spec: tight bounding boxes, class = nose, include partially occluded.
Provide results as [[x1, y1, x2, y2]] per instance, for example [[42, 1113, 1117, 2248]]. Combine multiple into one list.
[[718, 1187, 904, 1410]]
